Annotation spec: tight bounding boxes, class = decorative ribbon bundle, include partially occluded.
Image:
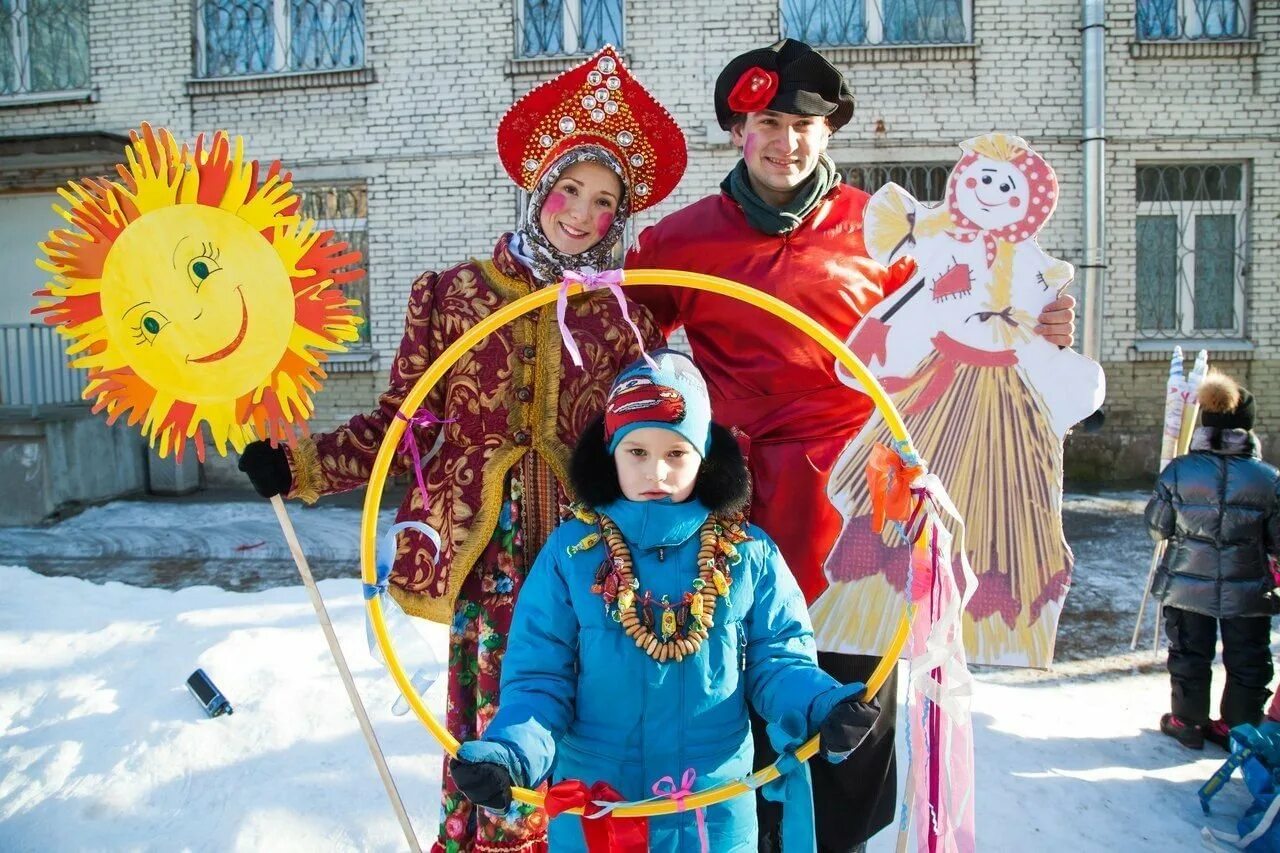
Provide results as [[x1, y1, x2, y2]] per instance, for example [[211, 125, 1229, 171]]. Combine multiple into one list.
[[867, 440, 977, 852]]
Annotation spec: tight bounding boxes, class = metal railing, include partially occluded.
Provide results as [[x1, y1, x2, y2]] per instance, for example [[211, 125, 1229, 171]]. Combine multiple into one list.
[[0, 323, 88, 414], [518, 0, 623, 57], [782, 0, 971, 47], [840, 162, 952, 203], [0, 0, 90, 96], [195, 0, 366, 79], [1136, 0, 1250, 41]]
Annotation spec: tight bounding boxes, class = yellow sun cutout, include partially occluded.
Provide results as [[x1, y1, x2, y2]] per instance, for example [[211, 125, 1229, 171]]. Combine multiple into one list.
[[34, 123, 364, 461]]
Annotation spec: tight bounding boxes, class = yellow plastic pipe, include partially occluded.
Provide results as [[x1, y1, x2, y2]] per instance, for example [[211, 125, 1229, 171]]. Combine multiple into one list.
[[361, 270, 918, 816]]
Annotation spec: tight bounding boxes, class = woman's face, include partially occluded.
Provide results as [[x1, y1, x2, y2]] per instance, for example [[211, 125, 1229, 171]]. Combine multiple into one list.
[[538, 160, 623, 255], [614, 427, 701, 503]]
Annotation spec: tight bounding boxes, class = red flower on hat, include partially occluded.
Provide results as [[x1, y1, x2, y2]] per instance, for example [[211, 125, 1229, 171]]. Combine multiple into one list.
[[727, 66, 778, 114]]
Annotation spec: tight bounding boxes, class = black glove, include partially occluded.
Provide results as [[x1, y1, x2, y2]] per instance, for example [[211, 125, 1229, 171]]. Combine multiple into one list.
[[820, 697, 881, 760], [449, 757, 514, 811], [237, 441, 292, 498]]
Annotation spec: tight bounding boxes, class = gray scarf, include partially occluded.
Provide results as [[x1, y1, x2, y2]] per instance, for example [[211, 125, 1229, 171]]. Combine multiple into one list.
[[516, 146, 630, 283], [721, 153, 842, 236]]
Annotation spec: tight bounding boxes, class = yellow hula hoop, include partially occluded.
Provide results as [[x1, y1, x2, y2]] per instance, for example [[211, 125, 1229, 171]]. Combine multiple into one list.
[[361, 269, 917, 817]]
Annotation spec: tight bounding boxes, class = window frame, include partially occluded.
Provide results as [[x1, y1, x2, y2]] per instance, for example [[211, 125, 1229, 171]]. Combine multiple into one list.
[[295, 181, 372, 351], [516, 0, 625, 59], [780, 0, 973, 48], [0, 0, 90, 97], [193, 0, 367, 81], [1134, 162, 1249, 340], [1134, 0, 1251, 42]]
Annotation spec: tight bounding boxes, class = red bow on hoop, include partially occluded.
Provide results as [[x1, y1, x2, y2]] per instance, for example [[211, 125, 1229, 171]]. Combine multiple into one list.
[[544, 779, 648, 853], [865, 442, 923, 535]]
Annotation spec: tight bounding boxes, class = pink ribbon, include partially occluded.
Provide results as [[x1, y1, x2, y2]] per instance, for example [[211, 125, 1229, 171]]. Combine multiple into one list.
[[394, 409, 455, 515], [651, 768, 708, 853], [557, 268, 657, 370]]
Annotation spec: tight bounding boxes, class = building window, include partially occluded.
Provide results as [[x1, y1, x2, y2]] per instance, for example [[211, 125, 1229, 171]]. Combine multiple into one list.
[[781, 0, 970, 47], [297, 183, 371, 348], [1135, 0, 1249, 41], [519, 0, 623, 57], [0, 0, 89, 96], [195, 0, 365, 79], [841, 162, 951, 202], [1135, 163, 1247, 339]]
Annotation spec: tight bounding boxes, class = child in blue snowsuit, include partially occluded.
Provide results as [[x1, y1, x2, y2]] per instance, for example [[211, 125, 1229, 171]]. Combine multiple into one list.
[[449, 350, 879, 852]]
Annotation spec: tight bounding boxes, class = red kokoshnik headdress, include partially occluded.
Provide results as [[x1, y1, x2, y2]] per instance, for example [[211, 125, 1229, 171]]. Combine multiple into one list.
[[497, 45, 687, 213]]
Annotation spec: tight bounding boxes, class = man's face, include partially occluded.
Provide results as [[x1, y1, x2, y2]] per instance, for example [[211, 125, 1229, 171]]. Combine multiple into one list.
[[730, 110, 832, 205]]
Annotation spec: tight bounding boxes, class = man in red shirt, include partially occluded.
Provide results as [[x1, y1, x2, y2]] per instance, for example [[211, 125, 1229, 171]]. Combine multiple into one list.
[[626, 39, 1074, 851]]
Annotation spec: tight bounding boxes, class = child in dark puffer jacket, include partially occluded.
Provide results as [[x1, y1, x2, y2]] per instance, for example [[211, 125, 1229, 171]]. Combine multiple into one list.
[[1148, 372, 1280, 750]]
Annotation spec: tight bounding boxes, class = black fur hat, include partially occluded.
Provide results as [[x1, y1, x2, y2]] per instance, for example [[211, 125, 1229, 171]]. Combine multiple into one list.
[[570, 415, 751, 516]]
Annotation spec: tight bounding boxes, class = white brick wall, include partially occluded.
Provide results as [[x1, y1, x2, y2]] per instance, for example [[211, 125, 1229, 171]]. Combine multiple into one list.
[[3, 0, 1277, 479]]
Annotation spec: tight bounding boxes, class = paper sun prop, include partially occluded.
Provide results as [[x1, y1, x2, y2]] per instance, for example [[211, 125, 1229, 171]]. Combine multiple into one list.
[[33, 124, 364, 461]]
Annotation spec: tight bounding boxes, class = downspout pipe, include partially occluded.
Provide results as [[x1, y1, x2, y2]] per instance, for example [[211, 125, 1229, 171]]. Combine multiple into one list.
[[1080, 0, 1106, 363]]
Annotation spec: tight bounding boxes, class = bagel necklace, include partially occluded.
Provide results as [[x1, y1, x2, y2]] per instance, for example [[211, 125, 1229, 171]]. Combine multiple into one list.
[[566, 503, 747, 663]]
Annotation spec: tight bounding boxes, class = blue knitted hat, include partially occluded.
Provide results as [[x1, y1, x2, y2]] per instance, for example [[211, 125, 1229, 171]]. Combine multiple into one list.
[[604, 349, 712, 456]]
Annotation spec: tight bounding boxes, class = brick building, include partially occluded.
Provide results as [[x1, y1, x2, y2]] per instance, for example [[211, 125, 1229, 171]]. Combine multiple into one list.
[[0, 0, 1275, 505]]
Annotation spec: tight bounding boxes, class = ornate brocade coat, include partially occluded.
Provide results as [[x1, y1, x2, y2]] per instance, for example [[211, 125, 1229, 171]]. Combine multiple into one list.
[[285, 235, 662, 623]]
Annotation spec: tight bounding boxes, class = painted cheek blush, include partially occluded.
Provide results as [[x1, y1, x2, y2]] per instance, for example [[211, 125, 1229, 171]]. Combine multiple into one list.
[[595, 211, 614, 236]]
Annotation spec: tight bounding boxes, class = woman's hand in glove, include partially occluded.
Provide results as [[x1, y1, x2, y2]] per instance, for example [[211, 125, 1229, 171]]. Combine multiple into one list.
[[237, 441, 292, 499]]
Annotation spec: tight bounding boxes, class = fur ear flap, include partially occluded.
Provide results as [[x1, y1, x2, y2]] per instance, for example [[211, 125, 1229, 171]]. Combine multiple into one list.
[[570, 415, 623, 508], [694, 422, 751, 516]]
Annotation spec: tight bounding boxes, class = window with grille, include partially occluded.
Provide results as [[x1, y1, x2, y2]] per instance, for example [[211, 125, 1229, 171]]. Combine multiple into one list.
[[781, 0, 970, 47], [297, 183, 371, 348], [519, 0, 623, 57], [1135, 0, 1249, 41], [0, 0, 89, 96], [1135, 163, 1248, 339], [840, 162, 951, 203], [195, 0, 365, 79]]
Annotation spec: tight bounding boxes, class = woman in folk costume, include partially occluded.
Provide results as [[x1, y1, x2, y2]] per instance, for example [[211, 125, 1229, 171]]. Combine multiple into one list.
[[237, 46, 687, 852], [448, 350, 880, 852], [814, 133, 1103, 668]]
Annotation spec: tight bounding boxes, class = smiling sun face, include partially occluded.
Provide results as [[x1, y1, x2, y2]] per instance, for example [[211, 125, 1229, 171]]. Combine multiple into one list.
[[100, 204, 296, 402], [35, 124, 364, 461]]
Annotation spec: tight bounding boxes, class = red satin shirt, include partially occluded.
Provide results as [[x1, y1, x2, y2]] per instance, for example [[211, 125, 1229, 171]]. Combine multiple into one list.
[[626, 185, 910, 603]]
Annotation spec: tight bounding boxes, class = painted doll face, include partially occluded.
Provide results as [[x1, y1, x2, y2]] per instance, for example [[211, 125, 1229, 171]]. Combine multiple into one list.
[[952, 155, 1032, 232], [99, 204, 295, 402], [614, 427, 701, 503], [538, 159, 623, 255]]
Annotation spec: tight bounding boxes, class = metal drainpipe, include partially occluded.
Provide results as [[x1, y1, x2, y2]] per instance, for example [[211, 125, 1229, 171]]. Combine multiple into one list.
[[1080, 0, 1107, 363]]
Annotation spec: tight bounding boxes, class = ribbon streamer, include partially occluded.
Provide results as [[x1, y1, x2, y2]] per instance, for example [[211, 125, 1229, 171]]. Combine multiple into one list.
[[556, 268, 657, 370], [755, 709, 817, 853], [868, 439, 977, 853], [651, 769, 709, 853], [394, 408, 454, 516]]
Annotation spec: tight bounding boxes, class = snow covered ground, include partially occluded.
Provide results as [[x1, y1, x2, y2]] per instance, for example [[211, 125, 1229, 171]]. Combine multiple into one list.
[[0, 492, 1267, 851]]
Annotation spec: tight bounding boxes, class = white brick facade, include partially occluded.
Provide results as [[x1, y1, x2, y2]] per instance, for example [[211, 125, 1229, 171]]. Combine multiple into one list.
[[2, 0, 1277, 481]]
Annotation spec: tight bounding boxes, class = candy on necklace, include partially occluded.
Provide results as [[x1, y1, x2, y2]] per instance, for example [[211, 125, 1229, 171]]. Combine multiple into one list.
[[567, 530, 601, 557]]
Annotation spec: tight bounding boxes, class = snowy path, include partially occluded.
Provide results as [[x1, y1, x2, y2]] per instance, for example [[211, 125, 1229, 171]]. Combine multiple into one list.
[[0, 561, 1257, 852]]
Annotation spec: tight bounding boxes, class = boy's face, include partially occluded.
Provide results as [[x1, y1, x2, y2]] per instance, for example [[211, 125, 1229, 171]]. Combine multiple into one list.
[[538, 160, 623, 255], [614, 427, 701, 503], [730, 110, 832, 206]]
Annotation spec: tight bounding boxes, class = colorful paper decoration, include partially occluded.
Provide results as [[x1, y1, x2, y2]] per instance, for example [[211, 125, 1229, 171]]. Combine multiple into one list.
[[814, 133, 1106, 668], [34, 124, 364, 461]]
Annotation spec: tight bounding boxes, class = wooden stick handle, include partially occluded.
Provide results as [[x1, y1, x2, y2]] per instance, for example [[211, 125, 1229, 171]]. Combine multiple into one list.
[[270, 495, 422, 853]]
